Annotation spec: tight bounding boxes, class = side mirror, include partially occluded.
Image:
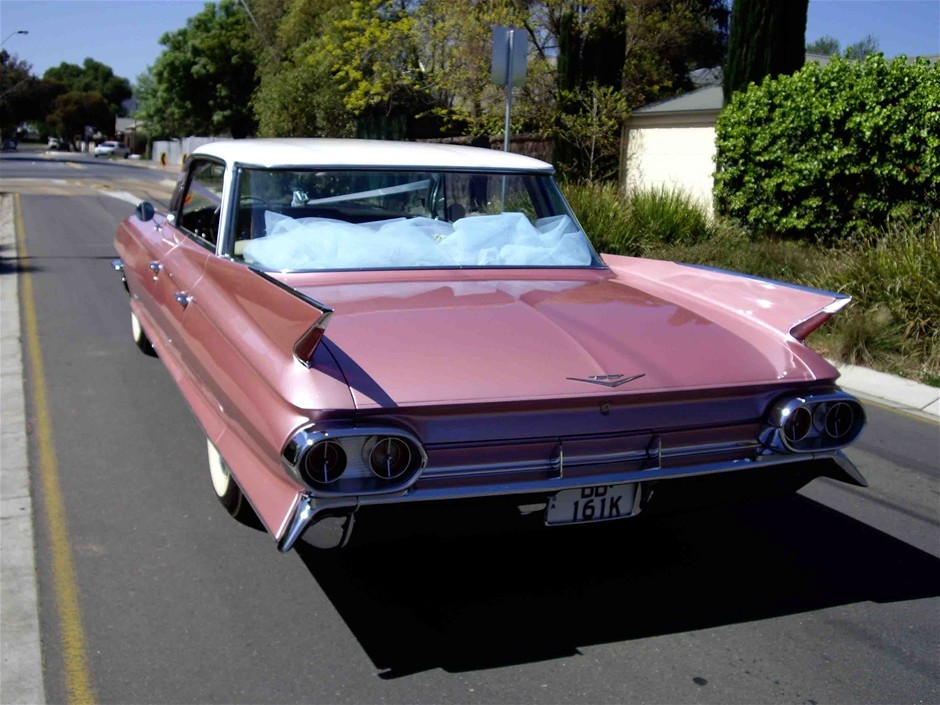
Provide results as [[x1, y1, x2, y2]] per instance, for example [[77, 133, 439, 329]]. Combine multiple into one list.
[[136, 201, 155, 222]]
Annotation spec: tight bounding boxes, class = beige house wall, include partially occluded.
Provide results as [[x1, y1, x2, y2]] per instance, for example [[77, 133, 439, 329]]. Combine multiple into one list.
[[622, 115, 719, 215]]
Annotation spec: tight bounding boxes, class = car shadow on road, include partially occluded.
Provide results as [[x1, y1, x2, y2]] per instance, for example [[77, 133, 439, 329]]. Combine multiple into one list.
[[295, 493, 940, 679], [0, 242, 39, 275]]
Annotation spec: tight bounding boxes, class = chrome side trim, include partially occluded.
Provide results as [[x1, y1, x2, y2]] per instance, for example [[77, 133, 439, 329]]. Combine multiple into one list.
[[277, 494, 315, 553], [426, 439, 761, 479], [277, 495, 359, 552], [681, 262, 853, 301], [361, 451, 864, 507]]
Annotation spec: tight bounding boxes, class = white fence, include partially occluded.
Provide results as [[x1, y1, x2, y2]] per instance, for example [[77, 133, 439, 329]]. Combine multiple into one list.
[[151, 136, 217, 166]]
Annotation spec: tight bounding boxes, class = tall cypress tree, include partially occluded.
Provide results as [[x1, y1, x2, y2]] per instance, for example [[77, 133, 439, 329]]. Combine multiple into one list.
[[723, 0, 808, 101]]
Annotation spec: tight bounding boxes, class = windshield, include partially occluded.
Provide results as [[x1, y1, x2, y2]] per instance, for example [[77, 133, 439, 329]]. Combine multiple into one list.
[[231, 169, 602, 270]]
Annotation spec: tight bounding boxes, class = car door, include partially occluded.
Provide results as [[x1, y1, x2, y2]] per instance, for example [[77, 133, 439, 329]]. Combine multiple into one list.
[[149, 158, 225, 372]]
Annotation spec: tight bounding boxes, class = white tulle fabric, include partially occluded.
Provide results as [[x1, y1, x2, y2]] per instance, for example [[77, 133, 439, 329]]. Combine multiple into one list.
[[242, 211, 593, 270]]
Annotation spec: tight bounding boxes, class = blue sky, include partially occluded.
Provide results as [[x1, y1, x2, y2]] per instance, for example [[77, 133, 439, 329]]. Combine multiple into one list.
[[1, 0, 938, 87]]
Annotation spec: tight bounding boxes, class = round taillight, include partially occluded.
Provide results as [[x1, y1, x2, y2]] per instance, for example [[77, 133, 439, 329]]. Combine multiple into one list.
[[784, 405, 813, 444], [302, 441, 346, 485], [369, 437, 412, 480], [824, 402, 855, 440]]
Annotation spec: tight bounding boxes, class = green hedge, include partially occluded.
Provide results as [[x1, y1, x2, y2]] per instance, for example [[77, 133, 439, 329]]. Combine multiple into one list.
[[714, 55, 940, 241]]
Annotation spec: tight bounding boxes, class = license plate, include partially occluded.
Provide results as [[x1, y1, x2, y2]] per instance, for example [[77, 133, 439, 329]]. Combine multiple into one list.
[[546, 484, 637, 526]]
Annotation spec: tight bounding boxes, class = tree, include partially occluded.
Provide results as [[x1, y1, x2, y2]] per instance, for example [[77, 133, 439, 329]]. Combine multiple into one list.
[[137, 0, 260, 139], [414, 0, 554, 137], [44, 58, 132, 116], [621, 0, 730, 107], [0, 51, 66, 137], [555, 81, 629, 181], [723, 0, 808, 101], [250, 0, 729, 179], [845, 34, 880, 60], [553, 0, 729, 179], [0, 51, 36, 135], [807, 33, 880, 61], [251, 0, 355, 137], [806, 34, 840, 55], [46, 91, 113, 140]]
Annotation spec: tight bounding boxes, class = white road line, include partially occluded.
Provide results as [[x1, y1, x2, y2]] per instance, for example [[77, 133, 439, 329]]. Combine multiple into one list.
[[98, 190, 142, 206]]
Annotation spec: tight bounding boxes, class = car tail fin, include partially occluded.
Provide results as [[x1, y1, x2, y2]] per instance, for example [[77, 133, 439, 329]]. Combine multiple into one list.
[[293, 308, 334, 367], [604, 256, 852, 342], [249, 268, 334, 366]]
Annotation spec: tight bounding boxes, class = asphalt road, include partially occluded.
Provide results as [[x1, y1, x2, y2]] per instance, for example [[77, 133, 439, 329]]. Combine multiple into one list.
[[3, 151, 939, 704]]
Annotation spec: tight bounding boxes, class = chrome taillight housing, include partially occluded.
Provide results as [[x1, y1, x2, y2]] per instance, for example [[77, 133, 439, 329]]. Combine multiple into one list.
[[301, 440, 347, 485], [365, 436, 414, 480], [282, 425, 427, 495], [767, 392, 866, 453]]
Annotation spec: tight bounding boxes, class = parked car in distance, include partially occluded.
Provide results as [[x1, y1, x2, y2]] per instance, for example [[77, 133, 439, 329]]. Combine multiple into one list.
[[2, 138, 16, 151], [94, 140, 130, 158], [112, 138, 867, 553], [47, 137, 70, 151]]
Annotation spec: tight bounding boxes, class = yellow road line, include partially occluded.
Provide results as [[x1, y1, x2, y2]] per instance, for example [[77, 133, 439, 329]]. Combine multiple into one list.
[[65, 162, 86, 170], [859, 396, 939, 426], [15, 193, 96, 705]]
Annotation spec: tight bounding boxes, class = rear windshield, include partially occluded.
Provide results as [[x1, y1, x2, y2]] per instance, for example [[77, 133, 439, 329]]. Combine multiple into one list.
[[231, 169, 602, 271]]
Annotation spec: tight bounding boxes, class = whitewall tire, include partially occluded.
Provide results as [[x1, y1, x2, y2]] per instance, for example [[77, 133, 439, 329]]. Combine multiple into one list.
[[131, 311, 157, 356], [206, 438, 260, 527]]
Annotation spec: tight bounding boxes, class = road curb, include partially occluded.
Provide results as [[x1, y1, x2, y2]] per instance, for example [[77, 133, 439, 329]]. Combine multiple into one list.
[[0, 193, 46, 705], [832, 360, 939, 423]]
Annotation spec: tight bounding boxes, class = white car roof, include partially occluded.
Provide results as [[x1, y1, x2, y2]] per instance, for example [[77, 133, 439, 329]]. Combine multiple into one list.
[[192, 138, 554, 173]]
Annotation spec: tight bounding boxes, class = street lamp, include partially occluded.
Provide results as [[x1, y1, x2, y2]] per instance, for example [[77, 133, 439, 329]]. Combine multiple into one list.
[[1, 30, 29, 47]]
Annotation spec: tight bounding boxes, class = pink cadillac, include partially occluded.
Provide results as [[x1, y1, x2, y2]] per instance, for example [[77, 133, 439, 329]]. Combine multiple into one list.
[[112, 139, 866, 551]]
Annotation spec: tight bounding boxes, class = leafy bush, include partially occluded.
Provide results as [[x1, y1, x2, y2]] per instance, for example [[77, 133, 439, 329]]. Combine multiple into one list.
[[714, 55, 940, 242]]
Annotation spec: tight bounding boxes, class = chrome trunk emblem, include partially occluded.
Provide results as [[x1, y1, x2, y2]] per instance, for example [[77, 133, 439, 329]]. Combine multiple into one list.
[[567, 373, 645, 388]]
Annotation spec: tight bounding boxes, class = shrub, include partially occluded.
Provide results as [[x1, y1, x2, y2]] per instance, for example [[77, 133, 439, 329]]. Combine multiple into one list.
[[625, 185, 715, 246], [714, 55, 940, 242], [562, 182, 714, 255], [821, 217, 940, 365], [562, 181, 643, 255]]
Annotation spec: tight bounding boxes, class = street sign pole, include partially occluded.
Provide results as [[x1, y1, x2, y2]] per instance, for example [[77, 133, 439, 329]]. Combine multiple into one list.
[[492, 26, 527, 205], [503, 29, 515, 154], [491, 26, 528, 153]]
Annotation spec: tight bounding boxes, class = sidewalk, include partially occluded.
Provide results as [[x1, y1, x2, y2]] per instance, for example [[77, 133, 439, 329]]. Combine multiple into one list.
[[0, 193, 45, 705], [832, 361, 939, 422]]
